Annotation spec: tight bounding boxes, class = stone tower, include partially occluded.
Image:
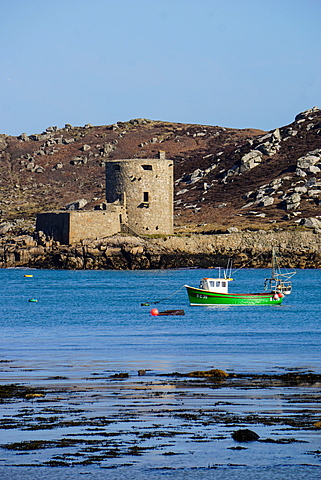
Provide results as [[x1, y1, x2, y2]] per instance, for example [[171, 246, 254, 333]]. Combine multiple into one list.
[[105, 153, 173, 235]]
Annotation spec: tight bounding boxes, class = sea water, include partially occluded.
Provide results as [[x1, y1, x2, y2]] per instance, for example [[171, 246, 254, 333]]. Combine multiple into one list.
[[0, 267, 321, 479], [2, 267, 321, 377]]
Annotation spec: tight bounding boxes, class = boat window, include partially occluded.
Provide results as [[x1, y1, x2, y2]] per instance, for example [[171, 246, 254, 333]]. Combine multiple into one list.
[[222, 281, 226, 287], [216, 281, 220, 287], [142, 165, 152, 170], [209, 281, 215, 287]]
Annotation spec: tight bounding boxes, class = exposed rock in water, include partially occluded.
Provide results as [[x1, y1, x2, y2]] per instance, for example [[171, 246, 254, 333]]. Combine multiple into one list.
[[232, 429, 260, 442]]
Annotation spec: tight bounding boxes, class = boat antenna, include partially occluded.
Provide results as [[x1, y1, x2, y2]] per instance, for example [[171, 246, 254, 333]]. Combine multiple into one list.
[[224, 258, 233, 278], [229, 259, 233, 278]]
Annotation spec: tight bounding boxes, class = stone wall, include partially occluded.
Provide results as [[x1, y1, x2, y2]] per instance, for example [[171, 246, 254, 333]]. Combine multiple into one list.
[[68, 209, 124, 244], [36, 207, 125, 244]]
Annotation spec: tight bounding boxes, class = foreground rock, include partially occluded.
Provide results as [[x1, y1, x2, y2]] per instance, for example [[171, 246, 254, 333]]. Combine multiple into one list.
[[232, 429, 260, 442]]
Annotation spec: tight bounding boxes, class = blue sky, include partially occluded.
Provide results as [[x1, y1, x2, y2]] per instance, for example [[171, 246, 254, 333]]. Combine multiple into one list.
[[1, 0, 321, 135]]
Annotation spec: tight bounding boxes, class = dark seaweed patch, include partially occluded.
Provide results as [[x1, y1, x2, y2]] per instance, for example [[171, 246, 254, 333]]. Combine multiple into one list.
[[0, 384, 45, 401]]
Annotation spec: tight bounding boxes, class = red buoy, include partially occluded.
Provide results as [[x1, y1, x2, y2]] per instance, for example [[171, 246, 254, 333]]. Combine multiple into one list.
[[150, 308, 159, 316]]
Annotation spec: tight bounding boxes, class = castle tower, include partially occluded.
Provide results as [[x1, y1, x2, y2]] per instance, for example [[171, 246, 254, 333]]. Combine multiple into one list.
[[105, 153, 173, 235]]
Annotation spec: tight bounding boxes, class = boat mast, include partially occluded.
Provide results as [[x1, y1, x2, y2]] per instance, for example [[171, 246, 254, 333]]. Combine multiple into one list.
[[271, 247, 276, 279]]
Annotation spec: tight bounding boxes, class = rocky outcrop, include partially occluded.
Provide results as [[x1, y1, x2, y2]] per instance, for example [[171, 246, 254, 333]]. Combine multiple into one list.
[[64, 199, 88, 210], [295, 106, 321, 121], [239, 150, 263, 173], [296, 148, 321, 176], [300, 217, 321, 231], [297, 149, 321, 169], [222, 150, 263, 181], [255, 128, 281, 156], [1, 230, 321, 270], [283, 192, 301, 210]]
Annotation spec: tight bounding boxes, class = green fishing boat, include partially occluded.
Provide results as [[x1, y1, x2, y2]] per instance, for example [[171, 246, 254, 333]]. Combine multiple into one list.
[[185, 249, 295, 306]]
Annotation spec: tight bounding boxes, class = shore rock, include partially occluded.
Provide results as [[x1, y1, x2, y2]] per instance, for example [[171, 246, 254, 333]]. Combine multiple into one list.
[[0, 230, 321, 270]]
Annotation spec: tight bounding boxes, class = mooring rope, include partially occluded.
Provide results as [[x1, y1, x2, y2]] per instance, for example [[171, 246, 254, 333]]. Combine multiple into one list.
[[141, 285, 186, 306]]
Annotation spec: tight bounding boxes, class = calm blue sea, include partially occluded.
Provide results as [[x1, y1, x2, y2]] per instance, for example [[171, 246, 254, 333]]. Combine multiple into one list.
[[0, 267, 321, 480], [1, 267, 320, 379]]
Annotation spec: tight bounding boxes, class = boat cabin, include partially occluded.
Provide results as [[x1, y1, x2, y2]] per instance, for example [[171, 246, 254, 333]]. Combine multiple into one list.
[[199, 277, 232, 294]]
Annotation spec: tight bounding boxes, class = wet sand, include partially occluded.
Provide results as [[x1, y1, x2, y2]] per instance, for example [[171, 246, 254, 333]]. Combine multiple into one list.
[[0, 367, 321, 473]]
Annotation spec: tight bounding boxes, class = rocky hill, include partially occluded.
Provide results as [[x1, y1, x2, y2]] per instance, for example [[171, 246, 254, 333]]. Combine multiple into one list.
[[1, 107, 321, 238]]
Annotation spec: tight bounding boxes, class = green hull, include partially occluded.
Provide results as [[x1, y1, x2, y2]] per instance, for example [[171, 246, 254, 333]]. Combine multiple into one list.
[[185, 285, 283, 306]]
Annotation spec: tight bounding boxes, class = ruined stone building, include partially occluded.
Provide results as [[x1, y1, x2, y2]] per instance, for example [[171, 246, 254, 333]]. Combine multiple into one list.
[[36, 152, 173, 244]]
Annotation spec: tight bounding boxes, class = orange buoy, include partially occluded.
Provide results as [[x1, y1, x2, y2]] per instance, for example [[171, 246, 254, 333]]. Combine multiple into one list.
[[150, 308, 159, 316]]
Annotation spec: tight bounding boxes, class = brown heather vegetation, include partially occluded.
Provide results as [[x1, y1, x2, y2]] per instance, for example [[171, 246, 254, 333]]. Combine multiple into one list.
[[0, 107, 321, 237]]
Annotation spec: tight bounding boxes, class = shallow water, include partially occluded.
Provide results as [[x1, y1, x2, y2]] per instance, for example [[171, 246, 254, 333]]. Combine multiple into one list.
[[0, 267, 321, 478]]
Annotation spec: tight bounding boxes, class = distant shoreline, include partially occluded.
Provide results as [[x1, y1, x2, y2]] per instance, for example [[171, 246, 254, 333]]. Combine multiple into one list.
[[0, 230, 320, 269]]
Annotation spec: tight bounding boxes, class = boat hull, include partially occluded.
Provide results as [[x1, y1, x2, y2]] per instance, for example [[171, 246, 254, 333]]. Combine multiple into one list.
[[185, 285, 283, 306]]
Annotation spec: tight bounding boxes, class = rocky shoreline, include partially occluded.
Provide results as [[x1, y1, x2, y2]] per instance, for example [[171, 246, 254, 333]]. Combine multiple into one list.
[[0, 229, 321, 270]]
